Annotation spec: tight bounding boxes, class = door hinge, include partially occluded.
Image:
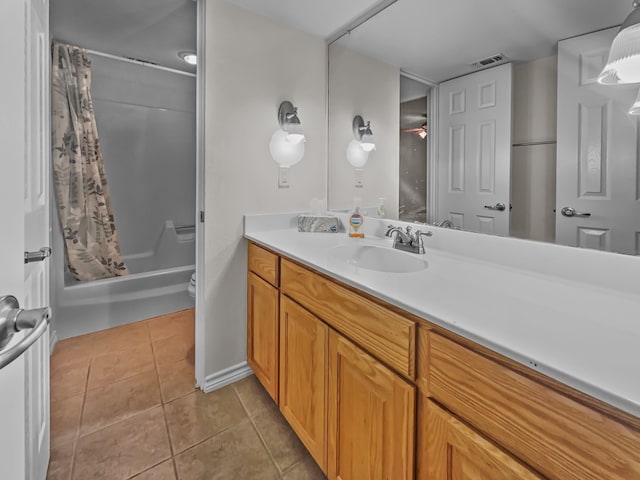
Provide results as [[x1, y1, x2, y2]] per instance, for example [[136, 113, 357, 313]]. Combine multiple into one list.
[[200, 211, 205, 223]]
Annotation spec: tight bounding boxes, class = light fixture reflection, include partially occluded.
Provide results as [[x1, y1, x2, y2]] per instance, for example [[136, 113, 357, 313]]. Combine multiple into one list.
[[178, 51, 197, 65], [629, 89, 640, 114], [599, 1, 640, 84], [352, 115, 376, 152]]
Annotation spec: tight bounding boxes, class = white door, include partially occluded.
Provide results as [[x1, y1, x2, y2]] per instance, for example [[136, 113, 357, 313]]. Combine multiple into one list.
[[557, 28, 640, 254], [0, 0, 51, 479], [437, 63, 513, 235]]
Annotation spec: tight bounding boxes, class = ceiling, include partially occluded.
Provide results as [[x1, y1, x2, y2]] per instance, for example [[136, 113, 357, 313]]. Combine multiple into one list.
[[49, 0, 634, 83], [50, 0, 196, 73], [224, 0, 382, 39], [334, 0, 632, 83]]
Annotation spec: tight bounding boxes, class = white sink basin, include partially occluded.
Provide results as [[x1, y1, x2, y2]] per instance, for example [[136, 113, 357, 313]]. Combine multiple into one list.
[[331, 244, 428, 273]]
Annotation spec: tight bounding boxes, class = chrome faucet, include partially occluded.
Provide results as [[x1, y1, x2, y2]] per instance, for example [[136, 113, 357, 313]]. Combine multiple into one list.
[[434, 219, 454, 228], [385, 225, 432, 254], [433, 219, 462, 230]]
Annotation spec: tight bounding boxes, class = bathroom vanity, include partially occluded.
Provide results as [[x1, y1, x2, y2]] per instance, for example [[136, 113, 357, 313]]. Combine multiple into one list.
[[244, 213, 640, 480]]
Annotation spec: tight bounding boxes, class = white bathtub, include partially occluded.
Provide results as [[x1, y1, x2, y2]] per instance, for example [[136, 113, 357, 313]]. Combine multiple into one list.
[[51, 217, 196, 340]]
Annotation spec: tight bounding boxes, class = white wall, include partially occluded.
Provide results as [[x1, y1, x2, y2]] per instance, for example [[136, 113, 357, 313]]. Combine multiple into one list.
[[510, 55, 557, 243], [203, 0, 327, 384], [328, 43, 399, 216]]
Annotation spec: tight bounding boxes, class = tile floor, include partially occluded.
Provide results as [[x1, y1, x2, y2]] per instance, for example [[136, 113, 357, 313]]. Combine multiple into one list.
[[47, 309, 326, 480]]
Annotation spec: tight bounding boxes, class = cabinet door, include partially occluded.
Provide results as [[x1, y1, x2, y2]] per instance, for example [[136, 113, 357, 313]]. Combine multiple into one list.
[[328, 330, 415, 480], [247, 272, 279, 401], [424, 399, 544, 480], [279, 296, 328, 472]]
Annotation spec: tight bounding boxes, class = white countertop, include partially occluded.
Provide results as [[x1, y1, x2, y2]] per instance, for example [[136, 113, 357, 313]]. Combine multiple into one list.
[[244, 213, 640, 418]]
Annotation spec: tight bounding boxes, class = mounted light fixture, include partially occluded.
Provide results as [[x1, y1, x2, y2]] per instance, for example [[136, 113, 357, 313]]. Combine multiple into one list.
[[270, 101, 306, 188], [347, 115, 376, 188], [598, 1, 640, 84], [277, 101, 305, 144], [352, 115, 376, 151], [178, 51, 197, 65]]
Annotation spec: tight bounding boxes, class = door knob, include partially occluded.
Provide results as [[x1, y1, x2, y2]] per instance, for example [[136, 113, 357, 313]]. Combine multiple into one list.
[[484, 202, 506, 211], [560, 207, 591, 218], [0, 296, 51, 370]]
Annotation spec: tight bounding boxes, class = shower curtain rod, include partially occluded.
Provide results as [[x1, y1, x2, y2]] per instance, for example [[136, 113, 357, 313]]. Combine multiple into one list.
[[85, 48, 196, 78]]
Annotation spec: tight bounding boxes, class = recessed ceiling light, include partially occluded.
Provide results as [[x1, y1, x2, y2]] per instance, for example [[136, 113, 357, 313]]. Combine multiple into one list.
[[178, 51, 197, 65]]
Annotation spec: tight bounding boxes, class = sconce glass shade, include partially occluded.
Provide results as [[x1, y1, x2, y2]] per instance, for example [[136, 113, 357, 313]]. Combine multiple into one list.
[[285, 122, 305, 144], [347, 139, 370, 168], [360, 133, 376, 152], [269, 130, 305, 167], [599, 4, 640, 84]]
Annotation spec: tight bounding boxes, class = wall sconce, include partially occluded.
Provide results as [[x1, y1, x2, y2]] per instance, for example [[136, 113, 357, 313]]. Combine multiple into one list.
[[269, 101, 305, 188], [599, 0, 640, 85], [347, 115, 376, 188], [352, 115, 376, 151]]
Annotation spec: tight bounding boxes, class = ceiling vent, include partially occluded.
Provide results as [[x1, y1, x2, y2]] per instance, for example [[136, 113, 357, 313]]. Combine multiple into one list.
[[471, 53, 509, 70]]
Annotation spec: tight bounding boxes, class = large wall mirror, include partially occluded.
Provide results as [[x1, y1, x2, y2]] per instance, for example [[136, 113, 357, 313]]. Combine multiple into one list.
[[327, 0, 640, 256]]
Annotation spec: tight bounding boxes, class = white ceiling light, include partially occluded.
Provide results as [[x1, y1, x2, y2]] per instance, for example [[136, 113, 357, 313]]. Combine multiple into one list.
[[599, 1, 640, 84], [178, 51, 197, 65]]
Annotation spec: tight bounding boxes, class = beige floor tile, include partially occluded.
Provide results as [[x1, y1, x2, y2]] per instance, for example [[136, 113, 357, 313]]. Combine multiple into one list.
[[73, 406, 171, 480], [157, 358, 196, 403], [254, 404, 308, 472], [152, 334, 194, 367], [50, 362, 89, 402], [92, 321, 150, 356], [81, 371, 161, 436], [174, 419, 279, 480], [282, 456, 327, 480], [233, 375, 275, 417], [164, 387, 247, 453], [88, 342, 155, 389], [51, 335, 94, 373], [129, 459, 176, 480], [51, 393, 83, 445], [47, 438, 75, 480], [147, 309, 194, 343]]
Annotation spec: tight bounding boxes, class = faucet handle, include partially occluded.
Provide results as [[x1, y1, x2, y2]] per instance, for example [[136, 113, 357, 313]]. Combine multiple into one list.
[[415, 230, 433, 238]]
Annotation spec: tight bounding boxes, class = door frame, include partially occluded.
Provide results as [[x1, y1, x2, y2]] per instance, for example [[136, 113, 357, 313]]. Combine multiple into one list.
[[399, 71, 439, 224], [194, 0, 206, 388]]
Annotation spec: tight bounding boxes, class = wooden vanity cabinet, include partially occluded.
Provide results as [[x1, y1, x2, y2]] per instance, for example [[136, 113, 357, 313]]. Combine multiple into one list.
[[247, 242, 640, 480], [247, 244, 280, 402], [279, 295, 329, 473], [423, 398, 544, 480], [328, 330, 415, 480]]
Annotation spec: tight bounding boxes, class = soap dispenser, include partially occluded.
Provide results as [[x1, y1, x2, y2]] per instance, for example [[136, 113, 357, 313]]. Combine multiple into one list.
[[349, 199, 365, 238]]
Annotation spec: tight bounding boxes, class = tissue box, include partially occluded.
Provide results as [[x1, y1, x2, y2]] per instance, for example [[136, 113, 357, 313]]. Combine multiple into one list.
[[297, 215, 339, 233]]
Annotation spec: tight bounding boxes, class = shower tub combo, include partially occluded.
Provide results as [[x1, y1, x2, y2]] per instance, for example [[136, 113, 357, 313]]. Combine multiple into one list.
[[51, 220, 195, 340], [50, 52, 197, 341]]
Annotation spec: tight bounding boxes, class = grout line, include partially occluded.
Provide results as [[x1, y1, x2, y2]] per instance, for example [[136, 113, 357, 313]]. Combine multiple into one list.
[[231, 384, 285, 478], [148, 330, 180, 480], [125, 457, 173, 480], [68, 344, 93, 480]]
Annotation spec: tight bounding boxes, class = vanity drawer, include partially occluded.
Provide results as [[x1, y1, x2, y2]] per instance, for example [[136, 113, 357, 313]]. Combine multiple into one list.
[[428, 331, 640, 480], [281, 258, 416, 379], [248, 242, 279, 287]]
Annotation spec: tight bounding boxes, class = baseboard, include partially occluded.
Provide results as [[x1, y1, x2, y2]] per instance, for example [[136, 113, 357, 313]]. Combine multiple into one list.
[[201, 361, 253, 393], [49, 329, 59, 355]]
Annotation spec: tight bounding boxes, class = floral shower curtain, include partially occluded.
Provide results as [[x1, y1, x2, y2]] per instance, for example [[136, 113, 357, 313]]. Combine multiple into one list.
[[51, 41, 129, 281]]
